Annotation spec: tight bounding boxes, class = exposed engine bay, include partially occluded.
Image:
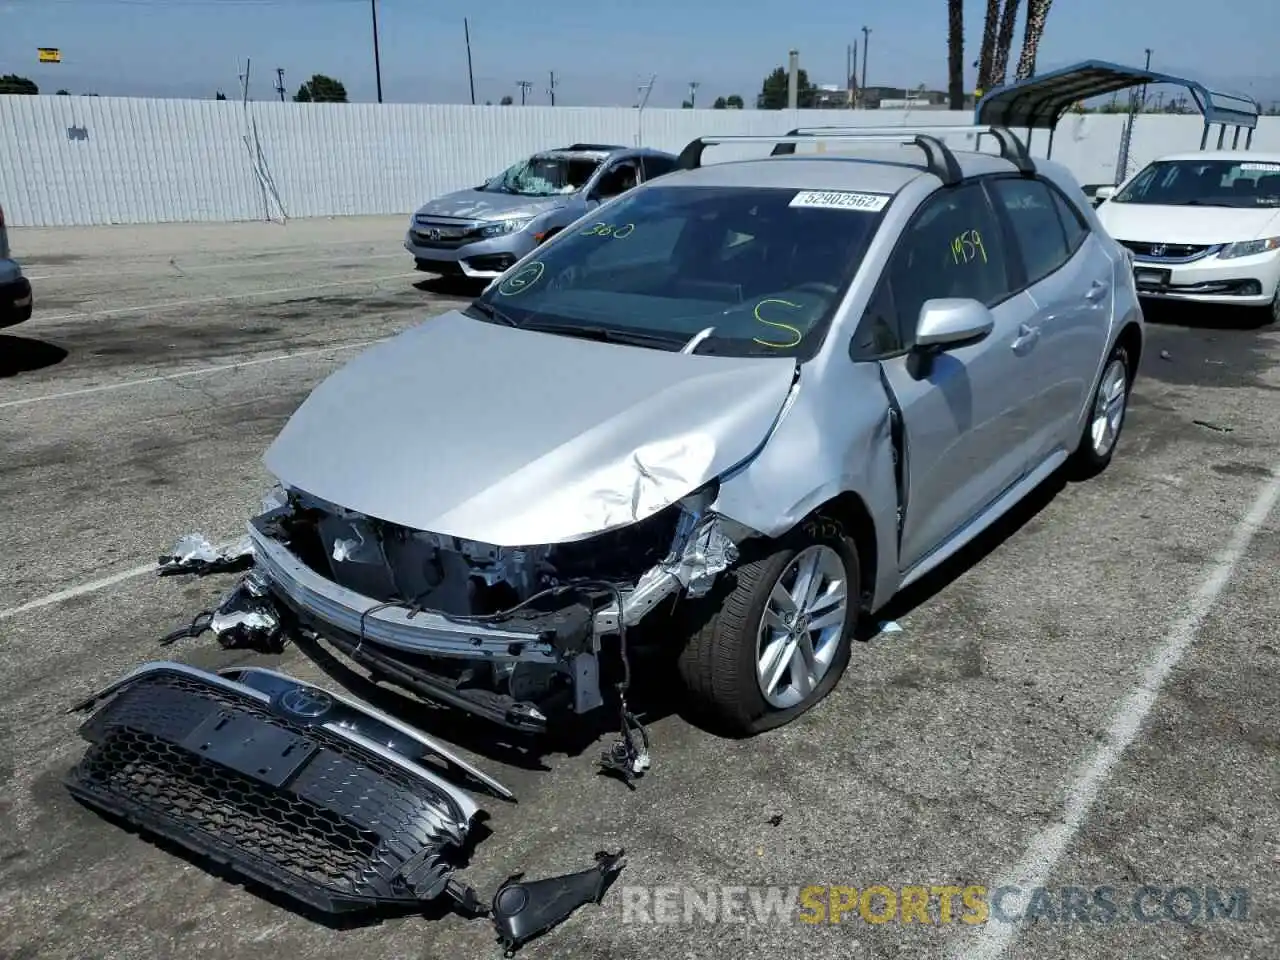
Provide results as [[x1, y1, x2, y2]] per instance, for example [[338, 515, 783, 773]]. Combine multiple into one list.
[[238, 482, 741, 742]]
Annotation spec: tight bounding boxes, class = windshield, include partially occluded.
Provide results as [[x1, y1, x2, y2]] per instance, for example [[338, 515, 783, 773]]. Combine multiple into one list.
[[481, 153, 601, 197], [1114, 158, 1280, 208], [468, 184, 887, 359]]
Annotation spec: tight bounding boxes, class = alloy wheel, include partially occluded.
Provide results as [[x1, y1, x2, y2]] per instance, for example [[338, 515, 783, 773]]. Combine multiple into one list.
[[755, 544, 849, 710], [1090, 357, 1129, 458]]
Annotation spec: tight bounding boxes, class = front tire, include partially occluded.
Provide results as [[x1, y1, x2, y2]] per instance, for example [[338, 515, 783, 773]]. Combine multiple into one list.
[[1068, 341, 1132, 479], [676, 523, 860, 735]]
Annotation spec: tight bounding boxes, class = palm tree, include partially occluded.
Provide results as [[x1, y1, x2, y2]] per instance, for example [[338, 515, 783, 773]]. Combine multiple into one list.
[[976, 0, 1001, 92], [1014, 0, 1055, 81], [989, 0, 1021, 88], [946, 0, 965, 110]]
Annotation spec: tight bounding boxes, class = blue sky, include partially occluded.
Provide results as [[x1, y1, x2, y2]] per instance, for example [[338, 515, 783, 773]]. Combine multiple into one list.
[[1, 0, 1275, 106]]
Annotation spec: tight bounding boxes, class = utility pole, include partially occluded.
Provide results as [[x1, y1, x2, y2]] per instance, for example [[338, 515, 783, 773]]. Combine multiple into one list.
[[846, 44, 853, 108], [548, 70, 557, 105], [239, 58, 252, 106], [687, 81, 699, 108], [464, 18, 476, 105], [516, 79, 532, 105], [274, 67, 285, 101], [370, 0, 383, 103], [1141, 47, 1152, 112], [787, 49, 799, 110], [861, 26, 870, 102]]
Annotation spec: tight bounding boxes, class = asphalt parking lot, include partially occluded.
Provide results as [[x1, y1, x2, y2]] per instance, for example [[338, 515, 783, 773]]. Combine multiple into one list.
[[1, 216, 1276, 960]]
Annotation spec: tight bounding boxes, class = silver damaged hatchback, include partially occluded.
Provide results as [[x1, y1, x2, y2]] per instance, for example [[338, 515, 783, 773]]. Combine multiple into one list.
[[250, 126, 1145, 737]]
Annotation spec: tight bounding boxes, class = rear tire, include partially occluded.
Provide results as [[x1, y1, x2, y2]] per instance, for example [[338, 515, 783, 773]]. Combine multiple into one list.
[[1068, 341, 1133, 479], [676, 522, 860, 736]]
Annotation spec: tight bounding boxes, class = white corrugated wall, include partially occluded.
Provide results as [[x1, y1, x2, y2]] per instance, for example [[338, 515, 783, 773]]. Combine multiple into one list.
[[3, 95, 1278, 227]]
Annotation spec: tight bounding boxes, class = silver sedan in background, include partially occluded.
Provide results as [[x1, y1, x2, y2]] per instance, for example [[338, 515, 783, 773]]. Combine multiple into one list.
[[405, 143, 680, 281]]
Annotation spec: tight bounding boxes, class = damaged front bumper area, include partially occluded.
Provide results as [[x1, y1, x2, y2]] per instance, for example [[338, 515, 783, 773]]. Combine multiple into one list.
[[245, 485, 740, 732], [65, 661, 510, 915]]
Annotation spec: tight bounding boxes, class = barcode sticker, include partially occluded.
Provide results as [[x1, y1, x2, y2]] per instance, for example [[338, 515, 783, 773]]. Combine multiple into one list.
[[789, 190, 891, 211]]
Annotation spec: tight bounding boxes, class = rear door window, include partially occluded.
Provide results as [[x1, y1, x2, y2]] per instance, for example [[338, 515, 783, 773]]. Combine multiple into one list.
[[989, 178, 1072, 284]]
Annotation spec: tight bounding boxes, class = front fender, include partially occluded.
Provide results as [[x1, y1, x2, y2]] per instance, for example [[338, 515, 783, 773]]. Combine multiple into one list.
[[712, 361, 903, 611]]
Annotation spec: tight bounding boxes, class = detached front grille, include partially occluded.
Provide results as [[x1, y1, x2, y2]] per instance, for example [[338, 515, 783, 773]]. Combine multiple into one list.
[[1120, 240, 1215, 262], [67, 669, 471, 913]]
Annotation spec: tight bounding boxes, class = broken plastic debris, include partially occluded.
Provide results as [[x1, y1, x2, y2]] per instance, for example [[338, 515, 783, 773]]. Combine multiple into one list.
[[332, 530, 381, 564], [159, 572, 285, 652], [261, 485, 288, 512], [490, 849, 626, 956], [208, 572, 286, 651], [878, 620, 903, 633], [157, 533, 254, 577]]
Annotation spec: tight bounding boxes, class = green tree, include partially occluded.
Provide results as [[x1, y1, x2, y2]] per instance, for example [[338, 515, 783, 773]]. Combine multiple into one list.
[[0, 74, 38, 95], [499, 94, 513, 105], [682, 99, 693, 108], [293, 74, 348, 102], [757, 66, 814, 109], [56, 89, 70, 95], [975, 0, 1001, 92], [1014, 0, 1054, 81], [989, 0, 1021, 88], [713, 96, 728, 109], [946, 0, 965, 110], [726, 94, 744, 109], [215, 91, 227, 100]]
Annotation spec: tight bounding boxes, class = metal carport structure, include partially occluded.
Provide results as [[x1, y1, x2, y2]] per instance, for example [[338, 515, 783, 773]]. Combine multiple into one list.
[[973, 59, 1262, 162]]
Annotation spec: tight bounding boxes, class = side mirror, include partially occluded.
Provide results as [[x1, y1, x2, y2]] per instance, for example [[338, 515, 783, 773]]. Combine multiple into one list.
[[907, 299, 993, 379], [915, 298, 994, 351], [1093, 185, 1116, 203]]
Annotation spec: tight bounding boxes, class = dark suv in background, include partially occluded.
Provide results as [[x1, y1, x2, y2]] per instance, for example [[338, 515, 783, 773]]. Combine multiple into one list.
[[1, 203, 34, 329]]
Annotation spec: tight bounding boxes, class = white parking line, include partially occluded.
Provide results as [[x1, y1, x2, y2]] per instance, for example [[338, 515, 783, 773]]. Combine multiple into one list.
[[0, 562, 158, 621], [0, 535, 247, 621], [0, 339, 384, 410], [949, 465, 1280, 960], [31, 270, 421, 323], [25, 251, 406, 282]]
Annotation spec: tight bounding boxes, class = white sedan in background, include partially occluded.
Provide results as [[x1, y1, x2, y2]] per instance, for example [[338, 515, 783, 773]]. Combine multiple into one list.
[[1095, 151, 1280, 322]]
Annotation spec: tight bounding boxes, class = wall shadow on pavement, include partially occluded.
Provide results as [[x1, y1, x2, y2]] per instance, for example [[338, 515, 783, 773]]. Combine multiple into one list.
[[0, 334, 68, 378]]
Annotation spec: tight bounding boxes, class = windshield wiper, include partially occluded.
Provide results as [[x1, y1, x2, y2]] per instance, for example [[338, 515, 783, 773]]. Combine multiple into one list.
[[519, 321, 684, 350], [469, 300, 518, 326]]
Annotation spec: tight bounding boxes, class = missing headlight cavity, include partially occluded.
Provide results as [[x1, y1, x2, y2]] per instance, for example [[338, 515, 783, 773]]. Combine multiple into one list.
[[269, 496, 683, 620], [246, 485, 742, 735], [259, 487, 736, 628]]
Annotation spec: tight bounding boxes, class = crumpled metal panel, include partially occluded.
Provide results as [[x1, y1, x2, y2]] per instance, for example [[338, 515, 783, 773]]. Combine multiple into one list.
[[264, 309, 798, 545]]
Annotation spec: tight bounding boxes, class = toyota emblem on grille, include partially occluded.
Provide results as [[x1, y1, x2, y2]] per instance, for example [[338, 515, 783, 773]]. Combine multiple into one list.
[[1150, 244, 1166, 257], [428, 228, 441, 240], [277, 686, 334, 719]]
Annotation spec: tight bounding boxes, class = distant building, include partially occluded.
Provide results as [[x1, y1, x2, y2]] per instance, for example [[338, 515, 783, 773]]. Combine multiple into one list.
[[808, 84, 976, 110]]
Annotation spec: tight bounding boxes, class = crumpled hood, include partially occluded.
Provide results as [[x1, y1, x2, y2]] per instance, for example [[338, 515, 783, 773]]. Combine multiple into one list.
[[414, 188, 567, 222], [1098, 201, 1280, 245], [264, 311, 798, 546]]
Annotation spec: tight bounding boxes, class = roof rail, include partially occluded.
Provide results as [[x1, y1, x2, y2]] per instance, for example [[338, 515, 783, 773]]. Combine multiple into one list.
[[561, 143, 629, 152], [676, 132, 964, 185], [774, 124, 1035, 174], [675, 124, 1036, 187]]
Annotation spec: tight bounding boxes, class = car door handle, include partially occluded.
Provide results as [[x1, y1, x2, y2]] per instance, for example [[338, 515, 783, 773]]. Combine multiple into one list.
[[1085, 279, 1109, 302], [1012, 323, 1040, 352]]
